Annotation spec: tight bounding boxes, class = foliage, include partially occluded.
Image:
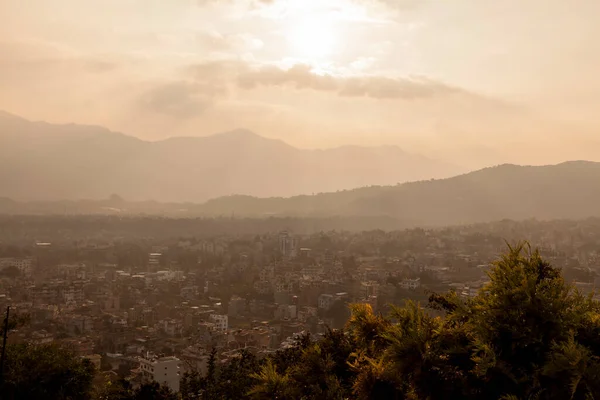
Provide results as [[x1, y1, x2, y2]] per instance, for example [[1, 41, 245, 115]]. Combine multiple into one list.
[[1, 343, 95, 400], [180, 348, 261, 400], [0, 310, 30, 336], [96, 379, 177, 400]]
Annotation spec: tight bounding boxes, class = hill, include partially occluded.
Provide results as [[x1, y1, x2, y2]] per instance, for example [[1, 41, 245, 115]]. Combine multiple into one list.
[[197, 161, 600, 225], [0, 111, 459, 202], [1, 161, 600, 227]]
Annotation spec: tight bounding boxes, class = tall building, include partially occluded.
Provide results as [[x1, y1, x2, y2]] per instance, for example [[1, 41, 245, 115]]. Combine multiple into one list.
[[209, 314, 228, 331], [279, 231, 297, 259], [139, 355, 181, 392], [148, 253, 161, 270]]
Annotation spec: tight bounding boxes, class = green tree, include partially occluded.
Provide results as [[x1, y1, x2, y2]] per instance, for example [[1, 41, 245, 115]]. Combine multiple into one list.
[[1, 343, 95, 400], [134, 382, 177, 400], [247, 359, 291, 400], [345, 242, 600, 399], [95, 378, 135, 400], [426, 242, 600, 399]]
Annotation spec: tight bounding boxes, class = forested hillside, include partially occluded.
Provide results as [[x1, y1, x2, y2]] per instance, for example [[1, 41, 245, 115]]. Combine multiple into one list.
[[3, 162, 600, 228]]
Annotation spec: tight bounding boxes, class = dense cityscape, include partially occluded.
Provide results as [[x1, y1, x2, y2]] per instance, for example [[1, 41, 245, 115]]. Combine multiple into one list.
[[1, 217, 600, 397]]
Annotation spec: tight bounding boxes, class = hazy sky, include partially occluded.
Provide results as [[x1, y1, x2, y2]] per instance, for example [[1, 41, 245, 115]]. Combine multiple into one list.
[[1, 0, 599, 166]]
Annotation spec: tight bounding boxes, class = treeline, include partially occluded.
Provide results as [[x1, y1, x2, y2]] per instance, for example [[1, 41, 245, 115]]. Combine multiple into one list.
[[3, 244, 600, 399], [0, 214, 408, 242], [3, 215, 600, 251]]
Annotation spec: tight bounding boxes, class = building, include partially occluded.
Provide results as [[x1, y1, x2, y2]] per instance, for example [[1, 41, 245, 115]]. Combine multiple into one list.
[[61, 285, 85, 304], [254, 280, 272, 295], [139, 355, 181, 392], [259, 265, 275, 282], [399, 278, 421, 290], [279, 231, 297, 259], [360, 281, 379, 299], [68, 315, 93, 334], [274, 304, 297, 320], [148, 253, 162, 270], [209, 314, 228, 331], [318, 294, 338, 311], [0, 257, 33, 276], [104, 296, 120, 312]]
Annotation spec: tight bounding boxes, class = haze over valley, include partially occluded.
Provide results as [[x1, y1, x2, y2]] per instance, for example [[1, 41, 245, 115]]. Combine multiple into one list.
[[0, 111, 462, 202]]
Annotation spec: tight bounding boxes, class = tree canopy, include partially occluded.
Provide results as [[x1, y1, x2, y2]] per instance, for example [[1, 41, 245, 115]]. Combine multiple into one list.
[[242, 243, 600, 400]]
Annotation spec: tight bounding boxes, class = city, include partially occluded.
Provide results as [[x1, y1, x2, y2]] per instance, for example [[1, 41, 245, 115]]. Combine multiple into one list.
[[1, 217, 599, 395]]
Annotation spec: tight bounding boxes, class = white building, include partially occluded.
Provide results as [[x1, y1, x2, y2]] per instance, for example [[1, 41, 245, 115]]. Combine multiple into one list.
[[399, 278, 421, 290], [279, 231, 297, 258], [61, 285, 85, 304], [140, 356, 181, 392], [275, 281, 294, 294], [148, 253, 162, 269], [209, 314, 228, 331], [275, 304, 297, 320]]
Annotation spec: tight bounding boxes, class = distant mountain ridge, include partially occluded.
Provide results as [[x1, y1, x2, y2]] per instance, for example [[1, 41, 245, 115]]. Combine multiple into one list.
[[2, 161, 600, 228], [195, 161, 600, 223], [0, 111, 461, 202]]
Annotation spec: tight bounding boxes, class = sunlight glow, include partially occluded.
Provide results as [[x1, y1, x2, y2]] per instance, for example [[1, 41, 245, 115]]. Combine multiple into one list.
[[287, 16, 338, 60]]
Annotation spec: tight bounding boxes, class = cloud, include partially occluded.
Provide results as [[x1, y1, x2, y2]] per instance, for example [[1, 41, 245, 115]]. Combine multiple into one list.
[[237, 64, 338, 91], [237, 63, 461, 99], [138, 81, 225, 118], [0, 39, 120, 75], [196, 31, 264, 52], [370, 0, 424, 10], [195, 0, 273, 8]]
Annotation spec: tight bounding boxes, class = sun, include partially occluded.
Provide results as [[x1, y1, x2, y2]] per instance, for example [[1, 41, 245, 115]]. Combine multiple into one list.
[[287, 16, 338, 60]]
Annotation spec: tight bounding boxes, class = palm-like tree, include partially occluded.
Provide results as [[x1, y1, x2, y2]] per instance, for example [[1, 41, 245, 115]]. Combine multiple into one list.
[[248, 359, 291, 400], [346, 303, 390, 356]]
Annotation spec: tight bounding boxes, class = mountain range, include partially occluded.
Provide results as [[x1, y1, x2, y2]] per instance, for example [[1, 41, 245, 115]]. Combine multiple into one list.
[[2, 160, 600, 228], [0, 111, 461, 202], [193, 161, 600, 224]]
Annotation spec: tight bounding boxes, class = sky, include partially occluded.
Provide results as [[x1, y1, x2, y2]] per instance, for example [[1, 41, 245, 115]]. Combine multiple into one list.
[[1, 0, 599, 167]]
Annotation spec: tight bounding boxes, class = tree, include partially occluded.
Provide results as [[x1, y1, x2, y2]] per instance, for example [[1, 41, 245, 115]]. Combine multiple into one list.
[[217, 349, 261, 400], [343, 243, 600, 399], [247, 359, 291, 399], [425, 242, 600, 399], [0, 266, 20, 278], [134, 382, 177, 400], [95, 378, 135, 400], [1, 343, 95, 400]]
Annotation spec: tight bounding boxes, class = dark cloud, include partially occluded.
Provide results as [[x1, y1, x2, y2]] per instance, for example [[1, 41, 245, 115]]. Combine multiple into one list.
[[340, 76, 459, 99], [237, 64, 461, 100], [237, 64, 338, 91], [138, 81, 224, 118]]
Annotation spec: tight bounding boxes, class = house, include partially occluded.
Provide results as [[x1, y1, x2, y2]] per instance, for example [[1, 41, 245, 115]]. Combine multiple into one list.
[[139, 355, 181, 392], [399, 278, 421, 290], [209, 314, 228, 331]]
